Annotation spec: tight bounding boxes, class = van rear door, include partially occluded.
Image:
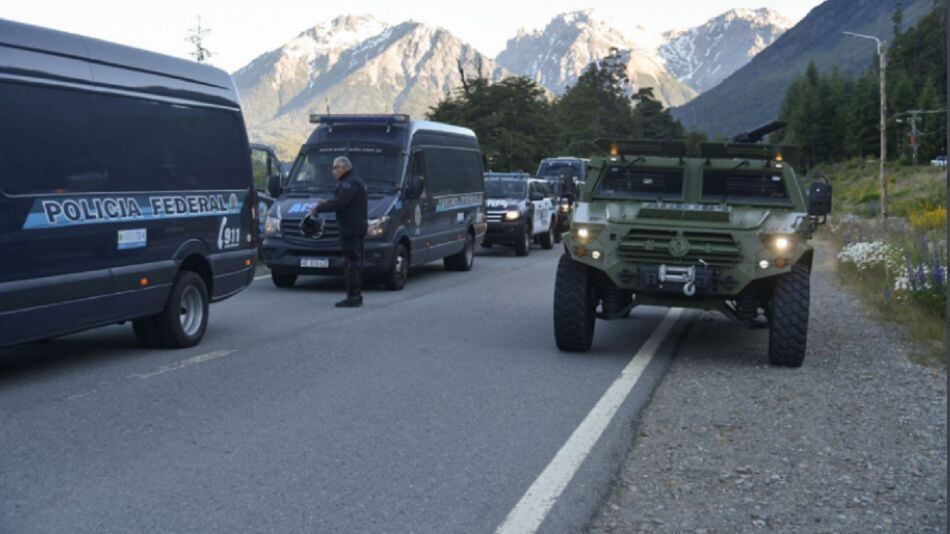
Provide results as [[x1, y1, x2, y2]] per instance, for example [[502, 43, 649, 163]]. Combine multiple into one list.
[[0, 81, 117, 335]]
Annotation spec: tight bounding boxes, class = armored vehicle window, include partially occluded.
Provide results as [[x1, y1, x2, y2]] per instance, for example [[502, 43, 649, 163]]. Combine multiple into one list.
[[96, 94, 248, 191], [702, 170, 790, 204], [0, 82, 103, 195], [595, 166, 684, 200]]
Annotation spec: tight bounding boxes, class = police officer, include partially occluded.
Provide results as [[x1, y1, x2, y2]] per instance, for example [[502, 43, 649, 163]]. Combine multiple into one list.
[[311, 156, 368, 308]]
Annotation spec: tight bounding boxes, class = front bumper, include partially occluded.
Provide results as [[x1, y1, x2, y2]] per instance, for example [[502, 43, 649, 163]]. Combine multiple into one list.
[[261, 236, 395, 275], [484, 221, 526, 244]]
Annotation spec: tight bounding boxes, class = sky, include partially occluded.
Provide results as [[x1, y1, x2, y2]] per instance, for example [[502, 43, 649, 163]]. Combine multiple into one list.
[[3, 0, 825, 73]]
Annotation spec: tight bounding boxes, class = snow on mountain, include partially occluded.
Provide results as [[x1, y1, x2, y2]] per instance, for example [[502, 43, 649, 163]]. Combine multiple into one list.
[[658, 8, 791, 93], [233, 17, 505, 156], [496, 10, 697, 108]]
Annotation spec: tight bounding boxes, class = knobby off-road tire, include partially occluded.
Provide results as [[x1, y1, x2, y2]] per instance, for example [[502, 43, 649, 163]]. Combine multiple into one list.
[[271, 271, 297, 288], [768, 262, 810, 367], [445, 233, 475, 271], [539, 219, 555, 250], [554, 255, 596, 352], [514, 224, 531, 257]]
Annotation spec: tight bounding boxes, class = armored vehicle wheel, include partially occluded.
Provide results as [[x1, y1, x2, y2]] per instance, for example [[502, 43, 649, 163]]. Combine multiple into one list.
[[132, 315, 163, 348], [154, 271, 209, 349], [514, 224, 531, 256], [554, 255, 595, 352], [271, 271, 297, 288], [445, 233, 475, 271], [540, 219, 555, 250], [384, 243, 410, 290], [768, 262, 810, 367]]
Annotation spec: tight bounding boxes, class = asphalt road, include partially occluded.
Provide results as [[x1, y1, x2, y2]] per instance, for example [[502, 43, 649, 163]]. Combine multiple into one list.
[[0, 245, 686, 533]]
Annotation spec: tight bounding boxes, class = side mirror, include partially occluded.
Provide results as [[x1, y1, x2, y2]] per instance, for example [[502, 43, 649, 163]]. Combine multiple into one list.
[[267, 174, 282, 198], [407, 175, 425, 199], [530, 192, 544, 202], [807, 178, 832, 217]]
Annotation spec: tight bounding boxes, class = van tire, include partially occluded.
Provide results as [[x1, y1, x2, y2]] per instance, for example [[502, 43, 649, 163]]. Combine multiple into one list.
[[155, 271, 209, 349], [133, 315, 163, 348], [767, 262, 810, 367], [514, 224, 531, 256], [540, 219, 555, 249], [445, 233, 475, 271], [554, 255, 595, 352], [384, 243, 410, 290], [271, 271, 297, 288]]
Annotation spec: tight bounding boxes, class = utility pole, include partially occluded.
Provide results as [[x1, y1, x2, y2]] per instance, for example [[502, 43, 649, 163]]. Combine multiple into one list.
[[844, 32, 888, 218], [894, 108, 946, 165]]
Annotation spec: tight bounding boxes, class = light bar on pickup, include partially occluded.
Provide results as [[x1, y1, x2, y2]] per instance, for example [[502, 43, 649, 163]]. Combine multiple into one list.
[[309, 114, 410, 125]]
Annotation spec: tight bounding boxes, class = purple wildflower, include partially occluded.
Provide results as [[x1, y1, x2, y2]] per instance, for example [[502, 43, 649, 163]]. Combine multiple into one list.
[[934, 266, 945, 290], [905, 253, 918, 291], [916, 262, 927, 289]]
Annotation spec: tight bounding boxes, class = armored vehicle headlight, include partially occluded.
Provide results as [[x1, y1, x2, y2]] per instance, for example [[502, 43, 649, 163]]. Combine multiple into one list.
[[559, 203, 571, 212], [367, 216, 389, 238], [758, 260, 770, 270], [591, 250, 602, 260], [264, 215, 281, 237], [575, 226, 602, 243], [505, 210, 521, 221], [773, 236, 790, 252]]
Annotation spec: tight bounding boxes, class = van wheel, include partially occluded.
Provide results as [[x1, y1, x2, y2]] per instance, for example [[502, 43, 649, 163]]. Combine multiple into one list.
[[132, 315, 163, 348], [155, 271, 209, 349], [445, 233, 475, 271], [271, 271, 297, 288], [767, 263, 810, 367], [540, 219, 555, 249], [385, 243, 410, 290], [514, 225, 531, 256], [554, 255, 595, 352]]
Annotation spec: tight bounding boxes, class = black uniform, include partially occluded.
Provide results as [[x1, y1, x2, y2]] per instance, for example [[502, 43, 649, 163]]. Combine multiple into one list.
[[313, 170, 368, 300]]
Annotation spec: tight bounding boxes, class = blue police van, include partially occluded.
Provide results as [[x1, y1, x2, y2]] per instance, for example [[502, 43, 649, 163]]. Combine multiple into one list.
[[0, 20, 258, 348], [261, 114, 487, 290]]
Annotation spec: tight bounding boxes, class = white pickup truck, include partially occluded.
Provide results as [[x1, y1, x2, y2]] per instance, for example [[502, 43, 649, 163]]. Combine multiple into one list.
[[483, 175, 556, 256]]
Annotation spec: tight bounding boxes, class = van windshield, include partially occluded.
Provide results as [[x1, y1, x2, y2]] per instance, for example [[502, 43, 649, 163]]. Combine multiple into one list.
[[537, 160, 582, 179], [286, 144, 404, 193]]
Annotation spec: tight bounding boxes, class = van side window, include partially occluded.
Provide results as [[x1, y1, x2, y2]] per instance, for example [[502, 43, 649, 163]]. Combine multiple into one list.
[[410, 151, 426, 178], [0, 82, 103, 195], [96, 94, 248, 191]]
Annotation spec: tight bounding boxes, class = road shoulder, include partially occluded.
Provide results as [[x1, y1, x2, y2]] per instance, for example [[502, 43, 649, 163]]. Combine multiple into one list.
[[589, 248, 948, 532]]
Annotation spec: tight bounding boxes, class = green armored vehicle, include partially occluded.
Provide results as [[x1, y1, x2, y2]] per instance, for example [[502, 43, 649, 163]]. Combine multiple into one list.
[[553, 127, 832, 367]]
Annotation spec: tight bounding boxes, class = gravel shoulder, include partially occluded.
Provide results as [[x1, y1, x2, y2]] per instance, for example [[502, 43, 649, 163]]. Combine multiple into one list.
[[589, 243, 948, 532]]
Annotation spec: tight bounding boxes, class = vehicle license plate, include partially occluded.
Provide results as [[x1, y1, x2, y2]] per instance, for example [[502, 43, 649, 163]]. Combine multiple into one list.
[[301, 257, 329, 268]]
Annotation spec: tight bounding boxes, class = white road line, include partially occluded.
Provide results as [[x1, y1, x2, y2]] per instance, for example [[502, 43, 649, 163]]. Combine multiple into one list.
[[129, 349, 235, 379], [496, 308, 683, 534], [254, 274, 270, 281]]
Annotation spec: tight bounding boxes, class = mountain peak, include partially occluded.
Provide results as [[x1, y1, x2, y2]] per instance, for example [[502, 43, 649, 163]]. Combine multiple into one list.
[[496, 11, 696, 107], [658, 7, 790, 93]]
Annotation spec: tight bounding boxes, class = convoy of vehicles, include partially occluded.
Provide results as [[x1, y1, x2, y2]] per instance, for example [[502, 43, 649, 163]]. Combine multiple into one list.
[[2, 21, 827, 370], [0, 19, 258, 349], [482, 173, 557, 255], [260, 114, 486, 290], [553, 133, 831, 367]]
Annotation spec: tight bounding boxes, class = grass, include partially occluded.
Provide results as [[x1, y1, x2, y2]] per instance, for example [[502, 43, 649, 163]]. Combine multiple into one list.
[[812, 158, 946, 217], [820, 210, 947, 368]]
